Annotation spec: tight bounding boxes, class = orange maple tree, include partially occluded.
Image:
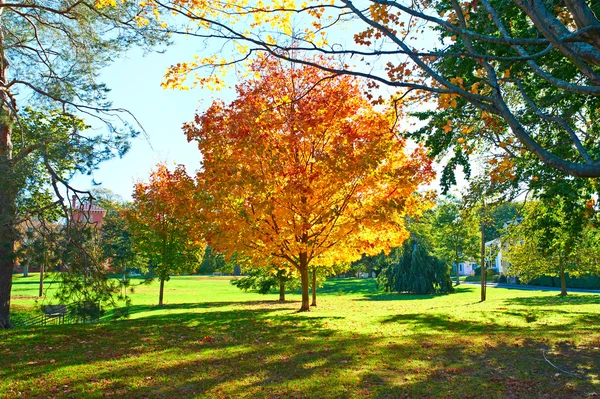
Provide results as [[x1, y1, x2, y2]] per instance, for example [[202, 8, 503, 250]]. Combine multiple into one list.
[[186, 57, 435, 311], [126, 163, 201, 306]]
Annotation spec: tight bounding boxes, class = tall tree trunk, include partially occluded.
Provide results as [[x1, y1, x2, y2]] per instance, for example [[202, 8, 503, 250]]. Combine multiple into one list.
[[559, 270, 568, 296], [0, 187, 16, 328], [279, 280, 285, 302], [158, 276, 165, 306], [311, 267, 317, 307], [480, 219, 486, 302], [0, 4, 17, 329], [298, 252, 310, 312]]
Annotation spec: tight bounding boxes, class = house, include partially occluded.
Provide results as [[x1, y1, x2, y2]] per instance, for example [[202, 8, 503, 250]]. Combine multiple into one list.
[[455, 261, 477, 276], [484, 218, 522, 275], [71, 195, 106, 227]]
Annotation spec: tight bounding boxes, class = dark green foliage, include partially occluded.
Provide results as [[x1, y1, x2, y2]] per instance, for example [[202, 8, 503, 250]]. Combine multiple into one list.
[[53, 224, 129, 316], [485, 202, 519, 242], [198, 246, 227, 275], [378, 239, 454, 295], [231, 268, 298, 294], [528, 274, 600, 290], [498, 274, 508, 284]]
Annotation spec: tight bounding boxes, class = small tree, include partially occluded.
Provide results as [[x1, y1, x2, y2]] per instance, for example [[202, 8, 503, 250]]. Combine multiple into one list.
[[433, 197, 480, 286], [231, 267, 299, 302], [379, 237, 454, 295], [127, 164, 201, 306], [505, 199, 598, 296]]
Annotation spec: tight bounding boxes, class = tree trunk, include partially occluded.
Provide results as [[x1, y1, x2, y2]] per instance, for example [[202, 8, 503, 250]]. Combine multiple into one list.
[[279, 280, 285, 302], [298, 252, 310, 312], [0, 5, 17, 329], [480, 220, 486, 302], [454, 255, 460, 286], [39, 235, 45, 297], [311, 267, 317, 307], [0, 189, 16, 328], [39, 263, 44, 297], [559, 270, 568, 296], [158, 276, 165, 306]]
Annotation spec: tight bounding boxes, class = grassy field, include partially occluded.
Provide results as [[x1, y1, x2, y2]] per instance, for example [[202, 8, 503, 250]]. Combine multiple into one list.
[[1, 275, 600, 398]]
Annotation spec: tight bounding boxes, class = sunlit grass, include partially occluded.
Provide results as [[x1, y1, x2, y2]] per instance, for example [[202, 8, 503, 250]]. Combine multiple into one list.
[[2, 275, 600, 398]]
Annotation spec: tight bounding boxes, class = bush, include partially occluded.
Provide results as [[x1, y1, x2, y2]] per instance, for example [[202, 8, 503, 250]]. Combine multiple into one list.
[[498, 274, 507, 283], [492, 275, 500, 283], [486, 269, 496, 278], [528, 274, 600, 289]]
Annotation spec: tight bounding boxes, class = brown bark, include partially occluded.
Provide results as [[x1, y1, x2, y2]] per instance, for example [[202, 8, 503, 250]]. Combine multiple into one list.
[[298, 252, 310, 312], [311, 268, 317, 307], [279, 280, 285, 302], [559, 270, 568, 296], [0, 188, 16, 328], [0, 3, 17, 329], [158, 277, 165, 306]]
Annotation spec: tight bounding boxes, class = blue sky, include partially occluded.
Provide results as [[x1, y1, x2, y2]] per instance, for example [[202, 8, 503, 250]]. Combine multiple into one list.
[[71, 39, 235, 200]]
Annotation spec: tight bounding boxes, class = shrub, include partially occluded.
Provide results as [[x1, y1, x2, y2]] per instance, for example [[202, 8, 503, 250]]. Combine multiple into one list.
[[498, 274, 507, 283]]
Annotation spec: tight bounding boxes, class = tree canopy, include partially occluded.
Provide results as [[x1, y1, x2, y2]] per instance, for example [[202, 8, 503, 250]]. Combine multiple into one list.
[[135, 0, 600, 180], [0, 1, 167, 327], [187, 57, 434, 311]]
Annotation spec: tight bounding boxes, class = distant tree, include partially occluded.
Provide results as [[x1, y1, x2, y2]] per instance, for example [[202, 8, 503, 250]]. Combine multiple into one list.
[[127, 164, 202, 306], [379, 237, 453, 295], [505, 199, 598, 296], [378, 218, 454, 295], [485, 202, 520, 242], [93, 190, 146, 278], [198, 246, 224, 275], [18, 217, 62, 297], [433, 197, 480, 285], [231, 267, 299, 302], [189, 57, 434, 311]]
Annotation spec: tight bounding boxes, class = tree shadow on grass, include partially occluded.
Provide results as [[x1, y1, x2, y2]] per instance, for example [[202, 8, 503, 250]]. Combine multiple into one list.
[[317, 278, 378, 295], [355, 287, 470, 302], [103, 299, 300, 319], [1, 305, 599, 399], [504, 295, 600, 307]]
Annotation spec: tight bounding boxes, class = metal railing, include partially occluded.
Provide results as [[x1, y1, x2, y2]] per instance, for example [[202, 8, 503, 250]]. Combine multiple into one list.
[[16, 303, 100, 328]]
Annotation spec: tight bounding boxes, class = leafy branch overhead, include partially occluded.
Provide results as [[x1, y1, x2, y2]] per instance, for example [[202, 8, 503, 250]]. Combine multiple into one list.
[[142, 0, 600, 179]]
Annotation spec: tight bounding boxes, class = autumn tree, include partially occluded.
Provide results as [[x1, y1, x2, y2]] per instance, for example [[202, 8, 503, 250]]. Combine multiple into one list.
[[127, 164, 201, 306], [187, 57, 434, 311], [0, 1, 167, 328]]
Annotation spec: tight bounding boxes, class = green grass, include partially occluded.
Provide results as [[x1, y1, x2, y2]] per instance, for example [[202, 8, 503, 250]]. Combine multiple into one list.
[[2, 275, 600, 398]]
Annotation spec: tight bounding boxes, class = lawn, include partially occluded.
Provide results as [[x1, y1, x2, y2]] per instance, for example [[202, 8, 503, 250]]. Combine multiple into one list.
[[1, 275, 600, 398]]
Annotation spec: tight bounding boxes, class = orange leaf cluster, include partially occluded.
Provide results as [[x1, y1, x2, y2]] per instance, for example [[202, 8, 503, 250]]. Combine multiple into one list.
[[185, 57, 434, 274], [126, 164, 201, 276]]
